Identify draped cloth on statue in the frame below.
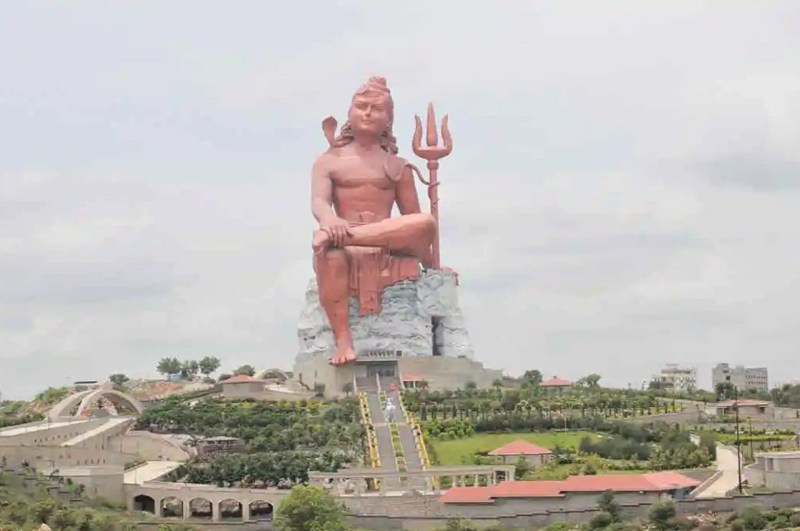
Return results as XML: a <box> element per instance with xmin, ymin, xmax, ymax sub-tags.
<box><xmin>344</xmin><ymin>246</ymin><xmax>420</xmax><ymax>316</ymax></box>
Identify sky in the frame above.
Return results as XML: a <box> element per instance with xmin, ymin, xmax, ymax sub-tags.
<box><xmin>1</xmin><ymin>2</ymin><xmax>799</xmax><ymax>399</ymax></box>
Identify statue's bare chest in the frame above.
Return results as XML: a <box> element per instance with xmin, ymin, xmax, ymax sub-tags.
<box><xmin>330</xmin><ymin>156</ymin><xmax>394</xmax><ymax>190</ymax></box>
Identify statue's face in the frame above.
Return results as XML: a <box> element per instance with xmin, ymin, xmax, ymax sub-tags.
<box><xmin>348</xmin><ymin>92</ymin><xmax>391</xmax><ymax>136</ymax></box>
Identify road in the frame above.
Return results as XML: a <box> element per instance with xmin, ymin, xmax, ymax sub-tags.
<box><xmin>693</xmin><ymin>444</ymin><xmax>742</xmax><ymax>498</ymax></box>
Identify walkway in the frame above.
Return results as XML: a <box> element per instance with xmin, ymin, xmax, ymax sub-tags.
<box><xmin>61</xmin><ymin>417</ymin><xmax>132</xmax><ymax>447</ymax></box>
<box><xmin>124</xmin><ymin>460</ymin><xmax>183</xmax><ymax>485</ymax></box>
<box><xmin>364</xmin><ymin>391</ymin><xmax>401</xmax><ymax>490</ymax></box>
<box><xmin>385</xmin><ymin>387</ymin><xmax>427</xmax><ymax>490</ymax></box>
<box><xmin>693</xmin><ymin>444</ymin><xmax>742</xmax><ymax>498</ymax></box>
<box><xmin>0</xmin><ymin>419</ymin><xmax>89</xmax><ymax>437</ymax></box>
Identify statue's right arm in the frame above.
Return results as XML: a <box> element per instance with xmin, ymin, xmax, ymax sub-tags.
<box><xmin>311</xmin><ymin>154</ymin><xmax>336</xmax><ymax>225</ymax></box>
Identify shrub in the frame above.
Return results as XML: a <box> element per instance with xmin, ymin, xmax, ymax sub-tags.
<box><xmin>738</xmin><ymin>506</ymin><xmax>766</xmax><ymax>530</ymax></box>
<box><xmin>648</xmin><ymin>500</ymin><xmax>676</xmax><ymax>529</ymax></box>
<box><xmin>589</xmin><ymin>511</ymin><xmax>614</xmax><ymax>529</ymax></box>
<box><xmin>790</xmin><ymin>512</ymin><xmax>800</xmax><ymax>527</ymax></box>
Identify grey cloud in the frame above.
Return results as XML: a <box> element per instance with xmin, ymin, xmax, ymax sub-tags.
<box><xmin>2</xmin><ymin>2</ymin><xmax>800</xmax><ymax>397</ymax></box>
<box><xmin>700</xmin><ymin>152</ymin><xmax>800</xmax><ymax>191</ymax></box>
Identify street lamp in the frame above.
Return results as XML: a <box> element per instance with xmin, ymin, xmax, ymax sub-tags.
<box><xmin>733</xmin><ymin>386</ymin><xmax>743</xmax><ymax>494</ymax></box>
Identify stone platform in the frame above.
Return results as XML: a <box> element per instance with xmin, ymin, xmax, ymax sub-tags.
<box><xmin>295</xmin><ymin>269</ymin><xmax>473</xmax><ymax>365</ymax></box>
<box><xmin>293</xmin><ymin>269</ymin><xmax>501</xmax><ymax>396</ymax></box>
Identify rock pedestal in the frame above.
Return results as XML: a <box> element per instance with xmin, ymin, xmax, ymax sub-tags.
<box><xmin>296</xmin><ymin>269</ymin><xmax>473</xmax><ymax>364</ymax></box>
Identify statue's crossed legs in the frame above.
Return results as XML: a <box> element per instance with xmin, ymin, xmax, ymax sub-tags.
<box><xmin>312</xmin><ymin>213</ymin><xmax>436</xmax><ymax>365</ymax></box>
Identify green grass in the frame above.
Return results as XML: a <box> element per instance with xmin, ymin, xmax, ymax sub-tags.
<box><xmin>431</xmin><ymin>430</ymin><xmax>601</xmax><ymax>466</ymax></box>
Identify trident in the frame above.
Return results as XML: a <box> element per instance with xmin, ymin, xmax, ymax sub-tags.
<box><xmin>412</xmin><ymin>103</ymin><xmax>453</xmax><ymax>270</ymax></box>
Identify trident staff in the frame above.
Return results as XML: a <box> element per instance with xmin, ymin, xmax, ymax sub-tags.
<box><xmin>411</xmin><ymin>103</ymin><xmax>453</xmax><ymax>271</ymax></box>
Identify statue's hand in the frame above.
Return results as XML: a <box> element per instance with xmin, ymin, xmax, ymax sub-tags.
<box><xmin>321</xmin><ymin>217</ymin><xmax>351</xmax><ymax>248</ymax></box>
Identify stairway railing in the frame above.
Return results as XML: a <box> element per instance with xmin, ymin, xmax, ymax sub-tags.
<box><xmin>397</xmin><ymin>389</ymin><xmax>435</xmax><ymax>489</ymax></box>
<box><xmin>358</xmin><ymin>392</ymin><xmax>381</xmax><ymax>474</ymax></box>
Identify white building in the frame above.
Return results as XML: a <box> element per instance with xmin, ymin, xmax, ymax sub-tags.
<box><xmin>652</xmin><ymin>364</ymin><xmax>697</xmax><ymax>392</ymax></box>
<box><xmin>712</xmin><ymin>363</ymin><xmax>769</xmax><ymax>393</ymax></box>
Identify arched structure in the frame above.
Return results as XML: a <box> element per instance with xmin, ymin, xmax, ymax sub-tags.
<box><xmin>254</xmin><ymin>368</ymin><xmax>289</xmax><ymax>381</ymax></box>
<box><xmin>249</xmin><ymin>500</ymin><xmax>274</xmax><ymax>520</ymax></box>
<box><xmin>126</xmin><ymin>484</ymin><xmax>287</xmax><ymax>522</ymax></box>
<box><xmin>219</xmin><ymin>498</ymin><xmax>243</xmax><ymax>520</ymax></box>
<box><xmin>132</xmin><ymin>494</ymin><xmax>156</xmax><ymax>514</ymax></box>
<box><xmin>49</xmin><ymin>387</ymin><xmax>144</xmax><ymax>420</ymax></box>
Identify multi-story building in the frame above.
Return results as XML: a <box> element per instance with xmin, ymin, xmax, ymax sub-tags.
<box><xmin>712</xmin><ymin>363</ymin><xmax>769</xmax><ymax>393</ymax></box>
<box><xmin>652</xmin><ymin>364</ymin><xmax>697</xmax><ymax>392</ymax></box>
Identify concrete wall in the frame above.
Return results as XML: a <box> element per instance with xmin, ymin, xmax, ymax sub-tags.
<box><xmin>0</xmin><ymin>444</ymin><xmax>137</xmax><ymax>469</ymax></box>
<box><xmin>498</xmin><ymin>454</ymin><xmax>552</xmax><ymax>468</ymax></box>
<box><xmin>61</xmin><ymin>418</ymin><xmax>136</xmax><ymax>451</ymax></box>
<box><xmin>0</xmin><ymin>418</ymin><xmax>107</xmax><ymax>446</ymax></box>
<box><xmin>629</xmin><ymin>410</ymin><xmax>707</xmax><ymax>425</ymax></box>
<box><xmin>747</xmin><ymin>453</ymin><xmax>800</xmax><ymax>490</ymax></box>
<box><xmin>109</xmin><ymin>431</ymin><xmax>189</xmax><ymax>461</ymax></box>
<box><xmin>222</xmin><ymin>382</ymin><xmax>265</xmax><ymax>399</ymax></box>
<box><xmin>398</xmin><ymin>357</ymin><xmax>502</xmax><ymax>391</ymax></box>
<box><xmin>56</xmin><ymin>465</ymin><xmax>126</xmax><ymax>502</ymax></box>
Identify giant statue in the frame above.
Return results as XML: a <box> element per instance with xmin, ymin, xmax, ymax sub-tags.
<box><xmin>309</xmin><ymin>76</ymin><xmax>452</xmax><ymax>365</ymax></box>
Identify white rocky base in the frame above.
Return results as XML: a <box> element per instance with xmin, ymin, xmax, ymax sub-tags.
<box><xmin>296</xmin><ymin>269</ymin><xmax>474</xmax><ymax>364</ymax></box>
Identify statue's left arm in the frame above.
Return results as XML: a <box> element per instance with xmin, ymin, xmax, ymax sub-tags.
<box><xmin>394</xmin><ymin>160</ymin><xmax>423</xmax><ymax>215</ymax></box>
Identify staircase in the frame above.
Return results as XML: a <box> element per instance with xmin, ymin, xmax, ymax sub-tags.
<box><xmin>361</xmin><ymin>386</ymin><xmax>401</xmax><ymax>490</ymax></box>
<box><xmin>355</xmin><ymin>375</ymin><xmax>432</xmax><ymax>492</ymax></box>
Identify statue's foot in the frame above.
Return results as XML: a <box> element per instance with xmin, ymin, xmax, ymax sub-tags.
<box><xmin>312</xmin><ymin>229</ymin><xmax>331</xmax><ymax>255</ymax></box>
<box><xmin>330</xmin><ymin>344</ymin><xmax>357</xmax><ymax>365</ymax></box>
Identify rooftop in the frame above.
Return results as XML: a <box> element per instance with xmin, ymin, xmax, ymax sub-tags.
<box><xmin>222</xmin><ymin>374</ymin><xmax>258</xmax><ymax>384</ymax></box>
<box><xmin>716</xmin><ymin>399</ymin><xmax>770</xmax><ymax>408</ymax></box>
<box><xmin>488</xmin><ymin>439</ymin><xmax>553</xmax><ymax>457</ymax></box>
<box><xmin>439</xmin><ymin>472</ymin><xmax>700</xmax><ymax>504</ymax></box>
<box><xmin>540</xmin><ymin>376</ymin><xmax>572</xmax><ymax>387</ymax></box>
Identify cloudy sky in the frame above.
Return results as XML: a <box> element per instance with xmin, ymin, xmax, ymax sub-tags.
<box><xmin>1</xmin><ymin>2</ymin><xmax>799</xmax><ymax>399</ymax></box>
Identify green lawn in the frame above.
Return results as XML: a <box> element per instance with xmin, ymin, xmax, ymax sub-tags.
<box><xmin>430</xmin><ymin>430</ymin><xmax>601</xmax><ymax>466</ymax></box>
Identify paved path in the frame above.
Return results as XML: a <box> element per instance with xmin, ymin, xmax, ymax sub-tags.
<box><xmin>364</xmin><ymin>392</ymin><xmax>401</xmax><ymax>490</ymax></box>
<box><xmin>124</xmin><ymin>460</ymin><xmax>182</xmax><ymax>485</ymax></box>
<box><xmin>0</xmin><ymin>419</ymin><xmax>89</xmax><ymax>437</ymax></box>
<box><xmin>693</xmin><ymin>444</ymin><xmax>742</xmax><ymax>498</ymax></box>
<box><xmin>61</xmin><ymin>417</ymin><xmax>131</xmax><ymax>447</ymax></box>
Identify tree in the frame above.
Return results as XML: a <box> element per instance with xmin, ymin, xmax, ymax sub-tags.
<box><xmin>108</xmin><ymin>374</ymin><xmax>129</xmax><ymax>386</ymax></box>
<box><xmin>157</xmin><ymin>357</ymin><xmax>182</xmax><ymax>376</ymax></box>
<box><xmin>341</xmin><ymin>382</ymin><xmax>353</xmax><ymax>396</ymax></box>
<box><xmin>233</xmin><ymin>364</ymin><xmax>256</xmax><ymax>377</ymax></box>
<box><xmin>513</xmin><ymin>456</ymin><xmax>531</xmax><ymax>480</ymax></box>
<box><xmin>199</xmin><ymin>356</ymin><xmax>221</xmax><ymax>376</ymax></box>
<box><xmin>585</xmin><ymin>373</ymin><xmax>602</xmax><ymax>388</ymax></box>
<box><xmin>597</xmin><ymin>490</ymin><xmax>621</xmax><ymax>522</ymax></box>
<box><xmin>522</xmin><ymin>370</ymin><xmax>543</xmax><ymax>386</ymax></box>
<box><xmin>715</xmin><ymin>382</ymin><xmax>736</xmax><ymax>400</ymax></box>
<box><xmin>181</xmin><ymin>360</ymin><xmax>200</xmax><ymax>380</ymax></box>
<box><xmin>273</xmin><ymin>485</ymin><xmax>351</xmax><ymax>531</ymax></box>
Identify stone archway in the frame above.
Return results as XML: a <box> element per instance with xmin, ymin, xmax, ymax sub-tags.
<box><xmin>49</xmin><ymin>387</ymin><xmax>144</xmax><ymax>420</ymax></box>
<box><xmin>74</xmin><ymin>389</ymin><xmax>144</xmax><ymax>418</ymax></box>
<box><xmin>188</xmin><ymin>497</ymin><xmax>213</xmax><ymax>519</ymax></box>
<box><xmin>250</xmin><ymin>500</ymin><xmax>274</xmax><ymax>520</ymax></box>
<box><xmin>219</xmin><ymin>498</ymin><xmax>243</xmax><ymax>520</ymax></box>
<box><xmin>160</xmin><ymin>496</ymin><xmax>184</xmax><ymax>518</ymax></box>
<box><xmin>133</xmin><ymin>494</ymin><xmax>156</xmax><ymax>514</ymax></box>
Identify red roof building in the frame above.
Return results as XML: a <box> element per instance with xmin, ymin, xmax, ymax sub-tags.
<box><xmin>439</xmin><ymin>472</ymin><xmax>700</xmax><ymax>505</ymax></box>
<box><xmin>221</xmin><ymin>374</ymin><xmax>265</xmax><ymax>400</ymax></box>
<box><xmin>540</xmin><ymin>376</ymin><xmax>572</xmax><ymax>388</ymax></box>
<box><xmin>489</xmin><ymin>440</ymin><xmax>553</xmax><ymax>457</ymax></box>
